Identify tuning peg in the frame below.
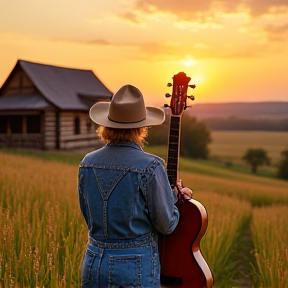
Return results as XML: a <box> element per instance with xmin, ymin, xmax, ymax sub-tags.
<box><xmin>167</xmin><ymin>83</ymin><xmax>173</xmax><ymax>87</ymax></box>
<box><xmin>165</xmin><ymin>93</ymin><xmax>171</xmax><ymax>98</ymax></box>
<box><xmin>187</xmin><ymin>95</ymin><xmax>195</xmax><ymax>101</ymax></box>
<box><xmin>189</xmin><ymin>84</ymin><xmax>196</xmax><ymax>89</ymax></box>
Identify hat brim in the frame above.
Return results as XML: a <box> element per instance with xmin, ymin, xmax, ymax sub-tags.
<box><xmin>89</xmin><ymin>102</ymin><xmax>165</xmax><ymax>129</ymax></box>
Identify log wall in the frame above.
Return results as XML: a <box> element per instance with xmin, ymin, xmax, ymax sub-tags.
<box><xmin>58</xmin><ymin>111</ymin><xmax>100</xmax><ymax>150</ymax></box>
<box><xmin>2</xmin><ymin>69</ymin><xmax>38</xmax><ymax>95</ymax></box>
<box><xmin>43</xmin><ymin>110</ymin><xmax>57</xmax><ymax>150</ymax></box>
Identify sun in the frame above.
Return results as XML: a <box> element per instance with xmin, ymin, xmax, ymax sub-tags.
<box><xmin>179</xmin><ymin>55</ymin><xmax>197</xmax><ymax>67</ymax></box>
<box><xmin>179</xmin><ymin>58</ymin><xmax>197</xmax><ymax>67</ymax></box>
<box><xmin>173</xmin><ymin>55</ymin><xmax>204</xmax><ymax>87</ymax></box>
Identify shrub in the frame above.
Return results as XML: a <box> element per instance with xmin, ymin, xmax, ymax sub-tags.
<box><xmin>242</xmin><ymin>148</ymin><xmax>270</xmax><ymax>174</ymax></box>
<box><xmin>277</xmin><ymin>149</ymin><xmax>288</xmax><ymax>180</ymax></box>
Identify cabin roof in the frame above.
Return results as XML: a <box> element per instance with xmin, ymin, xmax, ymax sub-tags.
<box><xmin>0</xmin><ymin>94</ymin><xmax>52</xmax><ymax>110</ymax></box>
<box><xmin>0</xmin><ymin>60</ymin><xmax>113</xmax><ymax>111</ymax></box>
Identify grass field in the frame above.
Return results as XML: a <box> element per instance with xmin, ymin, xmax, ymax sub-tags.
<box><xmin>145</xmin><ymin>131</ymin><xmax>288</xmax><ymax>178</ymax></box>
<box><xmin>1</xmin><ymin>131</ymin><xmax>288</xmax><ymax>287</ymax></box>
<box><xmin>1</xmin><ymin>144</ymin><xmax>288</xmax><ymax>288</ymax></box>
<box><xmin>209</xmin><ymin>131</ymin><xmax>288</xmax><ymax>165</ymax></box>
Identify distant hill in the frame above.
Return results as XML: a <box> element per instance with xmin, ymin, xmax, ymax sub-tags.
<box><xmin>184</xmin><ymin>102</ymin><xmax>288</xmax><ymax>131</ymax></box>
<box><xmin>188</xmin><ymin>101</ymin><xmax>288</xmax><ymax>119</ymax></box>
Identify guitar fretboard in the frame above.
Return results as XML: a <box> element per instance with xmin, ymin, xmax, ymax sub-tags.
<box><xmin>167</xmin><ymin>116</ymin><xmax>181</xmax><ymax>186</ymax></box>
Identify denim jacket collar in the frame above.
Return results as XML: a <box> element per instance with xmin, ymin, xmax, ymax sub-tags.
<box><xmin>107</xmin><ymin>141</ymin><xmax>143</xmax><ymax>151</ymax></box>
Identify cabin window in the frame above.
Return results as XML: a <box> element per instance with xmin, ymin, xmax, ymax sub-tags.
<box><xmin>74</xmin><ymin>116</ymin><xmax>80</xmax><ymax>134</ymax></box>
<box><xmin>10</xmin><ymin>116</ymin><xmax>23</xmax><ymax>133</ymax></box>
<box><xmin>0</xmin><ymin>116</ymin><xmax>8</xmax><ymax>133</ymax></box>
<box><xmin>27</xmin><ymin>115</ymin><xmax>41</xmax><ymax>133</ymax></box>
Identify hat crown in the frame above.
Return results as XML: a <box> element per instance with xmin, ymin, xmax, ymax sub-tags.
<box><xmin>108</xmin><ymin>85</ymin><xmax>146</xmax><ymax>124</ymax></box>
<box><xmin>89</xmin><ymin>84</ymin><xmax>165</xmax><ymax>129</ymax></box>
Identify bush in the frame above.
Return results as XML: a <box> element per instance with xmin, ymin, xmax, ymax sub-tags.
<box><xmin>242</xmin><ymin>148</ymin><xmax>270</xmax><ymax>174</ymax></box>
<box><xmin>180</xmin><ymin>114</ymin><xmax>211</xmax><ymax>159</ymax></box>
<box><xmin>147</xmin><ymin>111</ymin><xmax>211</xmax><ymax>159</ymax></box>
<box><xmin>146</xmin><ymin>119</ymin><xmax>169</xmax><ymax>146</ymax></box>
<box><xmin>277</xmin><ymin>149</ymin><xmax>288</xmax><ymax>180</ymax></box>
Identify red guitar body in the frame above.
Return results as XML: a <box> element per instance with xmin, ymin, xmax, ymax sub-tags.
<box><xmin>159</xmin><ymin>72</ymin><xmax>213</xmax><ymax>288</ymax></box>
<box><xmin>159</xmin><ymin>198</ymin><xmax>213</xmax><ymax>288</ymax></box>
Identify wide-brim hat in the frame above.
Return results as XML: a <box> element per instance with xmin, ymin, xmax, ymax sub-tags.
<box><xmin>89</xmin><ymin>84</ymin><xmax>165</xmax><ymax>129</ymax></box>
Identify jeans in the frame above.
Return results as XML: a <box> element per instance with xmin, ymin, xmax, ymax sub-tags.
<box><xmin>81</xmin><ymin>235</ymin><xmax>161</xmax><ymax>288</ymax></box>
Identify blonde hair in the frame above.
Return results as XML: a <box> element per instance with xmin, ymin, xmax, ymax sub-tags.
<box><xmin>96</xmin><ymin>126</ymin><xmax>148</xmax><ymax>147</ymax></box>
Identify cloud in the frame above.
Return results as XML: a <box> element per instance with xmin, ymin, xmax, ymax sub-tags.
<box><xmin>131</xmin><ymin>0</ymin><xmax>288</xmax><ymax>19</ymax></box>
<box><xmin>115</xmin><ymin>0</ymin><xmax>288</xmax><ymax>29</ymax></box>
<box><xmin>265</xmin><ymin>23</ymin><xmax>288</xmax><ymax>41</ymax></box>
<box><xmin>112</xmin><ymin>0</ymin><xmax>288</xmax><ymax>55</ymax></box>
<box><xmin>85</xmin><ymin>39</ymin><xmax>111</xmax><ymax>45</ymax></box>
<box><xmin>116</xmin><ymin>11</ymin><xmax>142</xmax><ymax>24</ymax></box>
<box><xmin>246</xmin><ymin>0</ymin><xmax>288</xmax><ymax>17</ymax></box>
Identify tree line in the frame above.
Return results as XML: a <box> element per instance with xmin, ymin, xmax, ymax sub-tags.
<box><xmin>204</xmin><ymin>117</ymin><xmax>288</xmax><ymax>131</ymax></box>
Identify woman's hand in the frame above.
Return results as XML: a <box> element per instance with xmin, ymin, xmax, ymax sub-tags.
<box><xmin>173</xmin><ymin>180</ymin><xmax>193</xmax><ymax>199</ymax></box>
<box><xmin>180</xmin><ymin>187</ymin><xmax>193</xmax><ymax>199</ymax></box>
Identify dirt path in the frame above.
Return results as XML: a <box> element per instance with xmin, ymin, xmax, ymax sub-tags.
<box><xmin>232</xmin><ymin>216</ymin><xmax>255</xmax><ymax>288</ymax></box>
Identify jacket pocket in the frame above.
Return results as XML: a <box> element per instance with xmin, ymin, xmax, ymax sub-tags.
<box><xmin>108</xmin><ymin>255</ymin><xmax>142</xmax><ymax>288</ymax></box>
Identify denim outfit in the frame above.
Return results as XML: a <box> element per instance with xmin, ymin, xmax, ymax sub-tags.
<box><xmin>78</xmin><ymin>142</ymin><xmax>180</xmax><ymax>288</ymax></box>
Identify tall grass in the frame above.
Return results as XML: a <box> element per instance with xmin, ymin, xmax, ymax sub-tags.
<box><xmin>252</xmin><ymin>205</ymin><xmax>288</xmax><ymax>288</ymax></box>
<box><xmin>180</xmin><ymin>169</ymin><xmax>288</xmax><ymax>287</ymax></box>
<box><xmin>1</xmin><ymin>149</ymin><xmax>288</xmax><ymax>287</ymax></box>
<box><xmin>197</xmin><ymin>193</ymin><xmax>252</xmax><ymax>288</ymax></box>
<box><xmin>180</xmin><ymin>170</ymin><xmax>288</xmax><ymax>207</ymax></box>
<box><xmin>0</xmin><ymin>152</ymin><xmax>86</xmax><ymax>287</ymax></box>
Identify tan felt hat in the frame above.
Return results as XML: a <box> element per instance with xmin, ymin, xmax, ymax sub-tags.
<box><xmin>89</xmin><ymin>84</ymin><xmax>165</xmax><ymax>129</ymax></box>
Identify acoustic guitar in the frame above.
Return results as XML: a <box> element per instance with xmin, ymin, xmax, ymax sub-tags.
<box><xmin>159</xmin><ymin>72</ymin><xmax>213</xmax><ymax>288</ymax></box>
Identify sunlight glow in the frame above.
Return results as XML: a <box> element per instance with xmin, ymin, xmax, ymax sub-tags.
<box><xmin>179</xmin><ymin>55</ymin><xmax>197</xmax><ymax>67</ymax></box>
<box><xmin>191</xmin><ymin>76</ymin><xmax>204</xmax><ymax>85</ymax></box>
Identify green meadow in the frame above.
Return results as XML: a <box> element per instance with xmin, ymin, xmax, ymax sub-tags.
<box><xmin>209</xmin><ymin>131</ymin><xmax>288</xmax><ymax>164</ymax></box>
<box><xmin>0</xmin><ymin>131</ymin><xmax>288</xmax><ymax>288</ymax></box>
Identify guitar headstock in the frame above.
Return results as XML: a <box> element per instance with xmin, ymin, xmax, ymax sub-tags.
<box><xmin>165</xmin><ymin>72</ymin><xmax>196</xmax><ymax>116</ymax></box>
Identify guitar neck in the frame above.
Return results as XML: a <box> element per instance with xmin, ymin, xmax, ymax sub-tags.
<box><xmin>167</xmin><ymin>115</ymin><xmax>181</xmax><ymax>186</ymax></box>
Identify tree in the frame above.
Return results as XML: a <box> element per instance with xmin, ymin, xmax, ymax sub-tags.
<box><xmin>146</xmin><ymin>118</ymin><xmax>169</xmax><ymax>146</ymax></box>
<box><xmin>242</xmin><ymin>148</ymin><xmax>270</xmax><ymax>174</ymax></box>
<box><xmin>180</xmin><ymin>114</ymin><xmax>211</xmax><ymax>159</ymax></box>
<box><xmin>277</xmin><ymin>149</ymin><xmax>288</xmax><ymax>180</ymax></box>
<box><xmin>146</xmin><ymin>112</ymin><xmax>211</xmax><ymax>159</ymax></box>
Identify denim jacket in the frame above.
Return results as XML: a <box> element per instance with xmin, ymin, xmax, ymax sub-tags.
<box><xmin>78</xmin><ymin>141</ymin><xmax>180</xmax><ymax>241</ymax></box>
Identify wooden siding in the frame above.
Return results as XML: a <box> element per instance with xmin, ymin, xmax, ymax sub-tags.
<box><xmin>43</xmin><ymin>110</ymin><xmax>57</xmax><ymax>150</ymax></box>
<box><xmin>2</xmin><ymin>68</ymin><xmax>38</xmax><ymax>96</ymax></box>
<box><xmin>58</xmin><ymin>112</ymin><xmax>101</xmax><ymax>150</ymax></box>
<box><xmin>0</xmin><ymin>110</ymin><xmax>101</xmax><ymax>150</ymax></box>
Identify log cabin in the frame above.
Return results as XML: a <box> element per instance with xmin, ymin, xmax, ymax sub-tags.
<box><xmin>0</xmin><ymin>59</ymin><xmax>113</xmax><ymax>150</ymax></box>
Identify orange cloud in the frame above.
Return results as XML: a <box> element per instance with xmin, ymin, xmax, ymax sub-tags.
<box><xmin>132</xmin><ymin>0</ymin><xmax>288</xmax><ymax>18</ymax></box>
<box><xmin>246</xmin><ymin>0</ymin><xmax>288</xmax><ymax>17</ymax></box>
<box><xmin>265</xmin><ymin>23</ymin><xmax>288</xmax><ymax>41</ymax></box>
<box><xmin>86</xmin><ymin>39</ymin><xmax>111</xmax><ymax>45</ymax></box>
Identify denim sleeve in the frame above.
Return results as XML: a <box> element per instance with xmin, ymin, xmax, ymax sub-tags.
<box><xmin>147</xmin><ymin>164</ymin><xmax>180</xmax><ymax>235</ymax></box>
<box><xmin>78</xmin><ymin>168</ymin><xmax>89</xmax><ymax>226</ymax></box>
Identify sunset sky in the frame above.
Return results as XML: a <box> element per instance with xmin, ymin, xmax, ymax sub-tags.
<box><xmin>0</xmin><ymin>0</ymin><xmax>287</xmax><ymax>106</ymax></box>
